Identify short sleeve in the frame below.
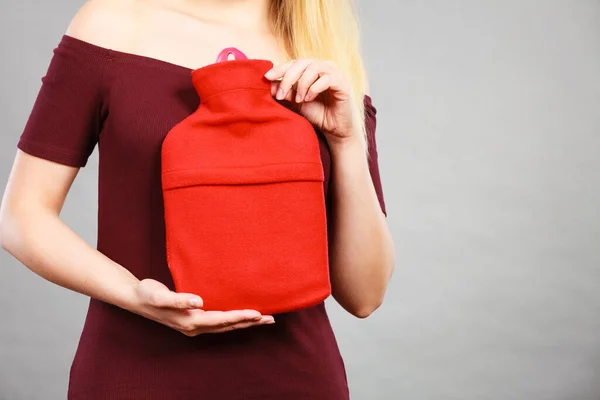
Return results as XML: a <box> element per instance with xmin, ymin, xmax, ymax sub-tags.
<box><xmin>17</xmin><ymin>35</ymin><xmax>109</xmax><ymax>168</ymax></box>
<box><xmin>364</xmin><ymin>95</ymin><xmax>387</xmax><ymax>216</ymax></box>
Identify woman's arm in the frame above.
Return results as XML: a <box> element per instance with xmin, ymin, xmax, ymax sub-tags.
<box><xmin>264</xmin><ymin>61</ymin><xmax>396</xmax><ymax>318</ymax></box>
<box><xmin>328</xmin><ymin>136</ymin><xmax>395</xmax><ymax>318</ymax></box>
<box><xmin>0</xmin><ymin>151</ymin><xmax>273</xmax><ymax>334</ymax></box>
<box><xmin>0</xmin><ymin>0</ymin><xmax>274</xmax><ymax>334</ymax></box>
<box><xmin>0</xmin><ymin>151</ymin><xmax>142</xmax><ymax>309</ymax></box>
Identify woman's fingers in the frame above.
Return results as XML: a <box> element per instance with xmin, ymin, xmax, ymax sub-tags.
<box><xmin>152</xmin><ymin>289</ymin><xmax>203</xmax><ymax>310</ymax></box>
<box><xmin>264</xmin><ymin>59</ymin><xmax>294</xmax><ymax>80</ymax></box>
<box><xmin>295</xmin><ymin>62</ymin><xmax>326</xmax><ymax>102</ymax></box>
<box><xmin>265</xmin><ymin>59</ymin><xmax>347</xmax><ymax>105</ymax></box>
<box><xmin>137</xmin><ymin>279</ymin><xmax>203</xmax><ymax>310</ymax></box>
<box><xmin>207</xmin><ymin>316</ymin><xmax>276</xmax><ymax>334</ymax></box>
<box><xmin>198</xmin><ymin>309</ymin><xmax>263</xmax><ymax>326</ymax></box>
<box><xmin>304</xmin><ymin>74</ymin><xmax>333</xmax><ymax>102</ymax></box>
<box><xmin>175</xmin><ymin>310</ymin><xmax>274</xmax><ymax>336</ymax></box>
<box><xmin>276</xmin><ymin>60</ymin><xmax>310</xmax><ymax>100</ymax></box>
<box><xmin>135</xmin><ymin>279</ymin><xmax>276</xmax><ymax>336</ymax></box>
<box><xmin>270</xmin><ymin>81</ymin><xmax>298</xmax><ymax>105</ymax></box>
<box><xmin>265</xmin><ymin>59</ymin><xmax>312</xmax><ymax>101</ymax></box>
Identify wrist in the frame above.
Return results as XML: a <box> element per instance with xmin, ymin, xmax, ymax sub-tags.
<box><xmin>111</xmin><ymin>275</ymin><xmax>142</xmax><ymax>313</ymax></box>
<box><xmin>328</xmin><ymin>132</ymin><xmax>367</xmax><ymax>158</ymax></box>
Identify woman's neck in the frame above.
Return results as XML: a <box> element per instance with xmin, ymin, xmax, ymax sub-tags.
<box><xmin>180</xmin><ymin>0</ymin><xmax>272</xmax><ymax>32</ymax></box>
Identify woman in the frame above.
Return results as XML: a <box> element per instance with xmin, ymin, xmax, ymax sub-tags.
<box><xmin>0</xmin><ymin>0</ymin><xmax>395</xmax><ymax>398</ymax></box>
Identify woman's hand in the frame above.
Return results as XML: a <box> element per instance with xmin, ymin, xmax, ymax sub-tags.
<box><xmin>264</xmin><ymin>59</ymin><xmax>359</xmax><ymax>146</ymax></box>
<box><xmin>130</xmin><ymin>279</ymin><xmax>275</xmax><ymax>336</ymax></box>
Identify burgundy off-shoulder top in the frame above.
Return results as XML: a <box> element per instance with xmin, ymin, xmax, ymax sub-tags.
<box><xmin>17</xmin><ymin>34</ymin><xmax>387</xmax><ymax>400</ymax></box>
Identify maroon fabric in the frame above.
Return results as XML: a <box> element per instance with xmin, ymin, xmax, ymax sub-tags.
<box><xmin>17</xmin><ymin>34</ymin><xmax>387</xmax><ymax>400</ymax></box>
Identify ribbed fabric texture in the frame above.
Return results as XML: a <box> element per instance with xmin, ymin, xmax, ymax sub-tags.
<box><xmin>17</xmin><ymin>34</ymin><xmax>387</xmax><ymax>400</ymax></box>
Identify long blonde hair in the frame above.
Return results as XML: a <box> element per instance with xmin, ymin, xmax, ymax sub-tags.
<box><xmin>269</xmin><ymin>0</ymin><xmax>369</xmax><ymax>153</ymax></box>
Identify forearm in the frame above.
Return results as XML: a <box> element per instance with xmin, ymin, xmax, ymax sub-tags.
<box><xmin>328</xmin><ymin>137</ymin><xmax>395</xmax><ymax>317</ymax></box>
<box><xmin>0</xmin><ymin>209</ymin><xmax>139</xmax><ymax>312</ymax></box>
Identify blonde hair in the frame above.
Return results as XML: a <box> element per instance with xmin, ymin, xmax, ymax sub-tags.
<box><xmin>269</xmin><ymin>0</ymin><xmax>369</xmax><ymax>154</ymax></box>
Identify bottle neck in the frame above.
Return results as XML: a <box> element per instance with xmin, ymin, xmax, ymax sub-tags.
<box><xmin>191</xmin><ymin>59</ymin><xmax>274</xmax><ymax>100</ymax></box>
<box><xmin>194</xmin><ymin>88</ymin><xmax>280</xmax><ymax>126</ymax></box>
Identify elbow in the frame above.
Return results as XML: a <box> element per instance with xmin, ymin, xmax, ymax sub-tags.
<box><xmin>351</xmin><ymin>307</ymin><xmax>377</xmax><ymax>319</ymax></box>
<box><xmin>348</xmin><ymin>268</ymin><xmax>394</xmax><ymax>319</ymax></box>
<box><xmin>348</xmin><ymin>296</ymin><xmax>385</xmax><ymax>319</ymax></box>
<box><xmin>0</xmin><ymin>208</ymin><xmax>7</xmax><ymax>251</ymax></box>
<box><xmin>337</xmin><ymin>249</ymin><xmax>396</xmax><ymax>319</ymax></box>
<box><xmin>0</xmin><ymin>205</ymin><xmax>21</xmax><ymax>253</ymax></box>
<box><xmin>0</xmin><ymin>211</ymin><xmax>12</xmax><ymax>252</ymax></box>
<box><xmin>335</xmin><ymin>289</ymin><xmax>385</xmax><ymax>319</ymax></box>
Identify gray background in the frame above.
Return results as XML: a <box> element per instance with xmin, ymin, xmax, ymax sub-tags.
<box><xmin>1</xmin><ymin>0</ymin><xmax>599</xmax><ymax>399</ymax></box>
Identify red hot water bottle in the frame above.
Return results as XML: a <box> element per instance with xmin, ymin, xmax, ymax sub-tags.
<box><xmin>161</xmin><ymin>48</ymin><xmax>331</xmax><ymax>315</ymax></box>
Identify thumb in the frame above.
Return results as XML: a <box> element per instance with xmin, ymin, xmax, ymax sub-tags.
<box><xmin>166</xmin><ymin>291</ymin><xmax>204</xmax><ymax>309</ymax></box>
<box><xmin>143</xmin><ymin>282</ymin><xmax>203</xmax><ymax>309</ymax></box>
<box><xmin>270</xmin><ymin>81</ymin><xmax>278</xmax><ymax>97</ymax></box>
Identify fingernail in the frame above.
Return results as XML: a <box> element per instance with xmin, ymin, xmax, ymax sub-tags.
<box><xmin>264</xmin><ymin>69</ymin><xmax>274</xmax><ymax>78</ymax></box>
<box><xmin>276</xmin><ymin>88</ymin><xmax>284</xmax><ymax>100</ymax></box>
<box><xmin>295</xmin><ymin>93</ymin><xmax>302</xmax><ymax>103</ymax></box>
<box><xmin>304</xmin><ymin>93</ymin><xmax>312</xmax><ymax>102</ymax></box>
<box><xmin>189</xmin><ymin>298</ymin><xmax>201</xmax><ymax>307</ymax></box>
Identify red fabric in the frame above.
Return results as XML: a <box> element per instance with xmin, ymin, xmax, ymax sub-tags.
<box><xmin>161</xmin><ymin>58</ymin><xmax>331</xmax><ymax>314</ymax></box>
<box><xmin>16</xmin><ymin>34</ymin><xmax>387</xmax><ymax>399</ymax></box>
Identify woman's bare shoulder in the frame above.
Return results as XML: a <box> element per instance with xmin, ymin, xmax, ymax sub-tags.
<box><xmin>65</xmin><ymin>0</ymin><xmax>143</xmax><ymax>49</ymax></box>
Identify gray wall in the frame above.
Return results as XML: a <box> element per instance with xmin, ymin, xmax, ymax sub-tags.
<box><xmin>1</xmin><ymin>1</ymin><xmax>599</xmax><ymax>399</ymax></box>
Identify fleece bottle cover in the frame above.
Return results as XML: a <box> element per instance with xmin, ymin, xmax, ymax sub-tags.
<box><xmin>161</xmin><ymin>47</ymin><xmax>331</xmax><ymax>315</ymax></box>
